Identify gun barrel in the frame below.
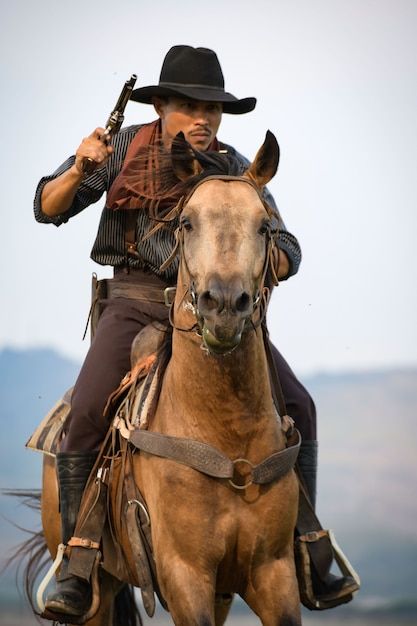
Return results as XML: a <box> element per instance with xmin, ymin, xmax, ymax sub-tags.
<box><xmin>82</xmin><ymin>74</ymin><xmax>137</xmax><ymax>176</ymax></box>
<box><xmin>112</xmin><ymin>74</ymin><xmax>137</xmax><ymax>114</ymax></box>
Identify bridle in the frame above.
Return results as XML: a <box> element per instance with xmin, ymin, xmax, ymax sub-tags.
<box><xmin>159</xmin><ymin>174</ymin><xmax>280</xmax><ymax>341</ymax></box>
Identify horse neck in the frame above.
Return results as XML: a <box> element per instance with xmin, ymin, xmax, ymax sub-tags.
<box><xmin>161</xmin><ymin>317</ymin><xmax>278</xmax><ymax>448</ymax></box>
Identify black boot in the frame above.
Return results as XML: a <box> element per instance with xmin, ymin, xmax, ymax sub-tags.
<box><xmin>45</xmin><ymin>451</ymin><xmax>96</xmax><ymax>617</ymax></box>
<box><xmin>297</xmin><ymin>440</ymin><xmax>358</xmax><ymax>604</ymax></box>
<box><xmin>297</xmin><ymin>439</ymin><xmax>318</xmax><ymax>509</ymax></box>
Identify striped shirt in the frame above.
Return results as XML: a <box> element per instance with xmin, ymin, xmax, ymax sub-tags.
<box><xmin>34</xmin><ymin>125</ymin><xmax>302</xmax><ymax>281</ymax></box>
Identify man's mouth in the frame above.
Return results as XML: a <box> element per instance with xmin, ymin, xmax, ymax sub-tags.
<box><xmin>190</xmin><ymin>129</ymin><xmax>211</xmax><ymax>139</ymax></box>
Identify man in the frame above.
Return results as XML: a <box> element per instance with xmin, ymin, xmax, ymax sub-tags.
<box><xmin>34</xmin><ymin>46</ymin><xmax>348</xmax><ymax>618</ymax></box>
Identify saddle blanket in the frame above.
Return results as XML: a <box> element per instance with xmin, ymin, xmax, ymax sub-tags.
<box><xmin>25</xmin><ymin>357</ymin><xmax>163</xmax><ymax>457</ymax></box>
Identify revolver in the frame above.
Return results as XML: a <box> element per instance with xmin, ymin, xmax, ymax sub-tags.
<box><xmin>82</xmin><ymin>74</ymin><xmax>137</xmax><ymax>176</ymax></box>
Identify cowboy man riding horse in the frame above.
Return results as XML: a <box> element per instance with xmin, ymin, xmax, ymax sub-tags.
<box><xmin>34</xmin><ymin>45</ymin><xmax>357</xmax><ymax>618</ymax></box>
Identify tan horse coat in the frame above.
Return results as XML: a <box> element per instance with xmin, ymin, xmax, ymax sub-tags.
<box><xmin>41</xmin><ymin>132</ymin><xmax>302</xmax><ymax>626</ymax></box>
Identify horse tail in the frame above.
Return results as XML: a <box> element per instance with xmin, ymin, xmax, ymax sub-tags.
<box><xmin>2</xmin><ymin>489</ymin><xmax>48</xmax><ymax>614</ymax></box>
<box><xmin>3</xmin><ymin>489</ymin><xmax>143</xmax><ymax>626</ymax></box>
<box><xmin>113</xmin><ymin>584</ymin><xmax>143</xmax><ymax>626</ymax></box>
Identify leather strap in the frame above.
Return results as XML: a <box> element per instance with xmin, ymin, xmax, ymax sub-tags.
<box><xmin>262</xmin><ymin>324</ymin><xmax>287</xmax><ymax>418</ymax></box>
<box><xmin>67</xmin><ymin>429</ymin><xmax>114</xmax><ymax>582</ymax></box>
<box><xmin>295</xmin><ymin>477</ymin><xmax>334</xmax><ymax>580</ymax></box>
<box><xmin>129</xmin><ymin>428</ymin><xmax>300</xmax><ymax>487</ymax></box>
<box><xmin>125</xmin><ymin>209</ymin><xmax>140</xmax><ymax>262</ymax></box>
<box><xmin>123</xmin><ymin>450</ymin><xmax>156</xmax><ymax>616</ymax></box>
<box><xmin>68</xmin><ymin>474</ymin><xmax>108</xmax><ymax>581</ymax></box>
<box><xmin>106</xmin><ymin>279</ymin><xmax>166</xmax><ymax>303</ymax></box>
<box><xmin>68</xmin><ymin>537</ymin><xmax>100</xmax><ymax>550</ymax></box>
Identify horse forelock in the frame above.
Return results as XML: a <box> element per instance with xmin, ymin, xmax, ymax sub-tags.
<box><xmin>140</xmin><ymin>143</ymin><xmax>278</xmax><ymax>265</ymax></box>
<box><xmin>130</xmin><ymin>142</ymin><xmax>243</xmax><ymax>206</ymax></box>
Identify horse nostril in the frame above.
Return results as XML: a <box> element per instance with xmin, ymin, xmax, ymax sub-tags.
<box><xmin>199</xmin><ymin>290</ymin><xmax>221</xmax><ymax>313</ymax></box>
<box><xmin>235</xmin><ymin>292</ymin><xmax>251</xmax><ymax>313</ymax></box>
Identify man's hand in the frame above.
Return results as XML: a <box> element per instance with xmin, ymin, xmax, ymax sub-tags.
<box><xmin>270</xmin><ymin>245</ymin><xmax>290</xmax><ymax>280</ymax></box>
<box><xmin>277</xmin><ymin>249</ymin><xmax>290</xmax><ymax>279</ymax></box>
<box><xmin>73</xmin><ymin>128</ymin><xmax>114</xmax><ymax>176</ymax></box>
<box><xmin>41</xmin><ymin>128</ymin><xmax>113</xmax><ymax>218</ymax></box>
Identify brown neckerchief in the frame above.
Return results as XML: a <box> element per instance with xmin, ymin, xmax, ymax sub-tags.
<box><xmin>106</xmin><ymin>118</ymin><xmax>220</xmax><ymax>212</ymax></box>
<box><xmin>106</xmin><ymin>119</ymin><xmax>220</xmax><ymax>264</ymax></box>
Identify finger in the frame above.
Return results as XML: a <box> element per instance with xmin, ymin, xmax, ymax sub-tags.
<box><xmin>79</xmin><ymin>135</ymin><xmax>110</xmax><ymax>158</ymax></box>
<box><xmin>90</xmin><ymin>127</ymin><xmax>106</xmax><ymax>140</ymax></box>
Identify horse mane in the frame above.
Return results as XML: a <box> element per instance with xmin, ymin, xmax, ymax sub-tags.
<box><xmin>124</xmin><ymin>139</ymin><xmax>247</xmax><ymax>227</ymax></box>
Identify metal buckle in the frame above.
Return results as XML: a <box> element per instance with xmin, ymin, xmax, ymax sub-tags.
<box><xmin>228</xmin><ymin>458</ymin><xmax>254</xmax><ymax>490</ymax></box>
<box><xmin>303</xmin><ymin>531</ymin><xmax>322</xmax><ymax>542</ymax></box>
<box><xmin>96</xmin><ymin>467</ymin><xmax>109</xmax><ymax>484</ymax></box>
<box><xmin>164</xmin><ymin>286</ymin><xmax>176</xmax><ymax>307</ymax></box>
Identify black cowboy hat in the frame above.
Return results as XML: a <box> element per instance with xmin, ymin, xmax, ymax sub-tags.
<box><xmin>131</xmin><ymin>45</ymin><xmax>256</xmax><ymax>115</ymax></box>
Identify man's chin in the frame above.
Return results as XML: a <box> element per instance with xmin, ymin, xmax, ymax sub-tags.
<box><xmin>187</xmin><ymin>136</ymin><xmax>212</xmax><ymax>151</ymax></box>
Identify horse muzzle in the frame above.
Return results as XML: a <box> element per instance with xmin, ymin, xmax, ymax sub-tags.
<box><xmin>201</xmin><ymin>321</ymin><xmax>244</xmax><ymax>355</ymax></box>
<box><xmin>195</xmin><ymin>281</ymin><xmax>254</xmax><ymax>355</ymax></box>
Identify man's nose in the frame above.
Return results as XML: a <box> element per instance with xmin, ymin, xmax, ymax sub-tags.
<box><xmin>194</xmin><ymin>108</ymin><xmax>209</xmax><ymax>123</ymax></box>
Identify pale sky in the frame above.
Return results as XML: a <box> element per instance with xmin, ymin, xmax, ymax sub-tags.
<box><xmin>1</xmin><ymin>0</ymin><xmax>416</xmax><ymax>376</ymax></box>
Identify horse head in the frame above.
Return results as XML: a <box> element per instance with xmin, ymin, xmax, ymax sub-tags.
<box><xmin>171</xmin><ymin>131</ymin><xmax>280</xmax><ymax>355</ymax></box>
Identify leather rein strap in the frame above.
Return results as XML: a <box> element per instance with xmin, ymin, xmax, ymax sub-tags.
<box><xmin>128</xmin><ymin>428</ymin><xmax>300</xmax><ymax>489</ymax></box>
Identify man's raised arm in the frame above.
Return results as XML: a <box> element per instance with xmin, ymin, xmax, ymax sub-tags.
<box><xmin>41</xmin><ymin>128</ymin><xmax>113</xmax><ymax>217</ymax></box>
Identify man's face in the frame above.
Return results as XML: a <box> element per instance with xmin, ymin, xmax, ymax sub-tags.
<box><xmin>154</xmin><ymin>96</ymin><xmax>222</xmax><ymax>151</ymax></box>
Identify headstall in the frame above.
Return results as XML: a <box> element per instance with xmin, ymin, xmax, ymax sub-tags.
<box><xmin>155</xmin><ymin>175</ymin><xmax>280</xmax><ymax>340</ymax></box>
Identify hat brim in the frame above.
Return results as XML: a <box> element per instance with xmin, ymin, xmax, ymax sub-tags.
<box><xmin>130</xmin><ymin>85</ymin><xmax>256</xmax><ymax>115</ymax></box>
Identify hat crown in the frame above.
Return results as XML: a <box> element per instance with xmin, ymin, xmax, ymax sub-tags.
<box><xmin>159</xmin><ymin>45</ymin><xmax>225</xmax><ymax>90</ymax></box>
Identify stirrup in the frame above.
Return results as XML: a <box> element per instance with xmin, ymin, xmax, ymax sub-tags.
<box><xmin>295</xmin><ymin>529</ymin><xmax>360</xmax><ymax>610</ymax></box>
<box><xmin>36</xmin><ymin>545</ymin><xmax>102</xmax><ymax>624</ymax></box>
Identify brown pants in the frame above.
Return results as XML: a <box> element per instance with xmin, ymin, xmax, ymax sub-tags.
<box><xmin>61</xmin><ymin>274</ymin><xmax>316</xmax><ymax>452</ymax></box>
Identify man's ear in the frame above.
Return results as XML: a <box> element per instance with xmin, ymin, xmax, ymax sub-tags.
<box><xmin>152</xmin><ymin>96</ymin><xmax>167</xmax><ymax>119</ymax></box>
<box><xmin>245</xmin><ymin>130</ymin><xmax>280</xmax><ymax>188</ymax></box>
<box><xmin>171</xmin><ymin>132</ymin><xmax>200</xmax><ymax>181</ymax></box>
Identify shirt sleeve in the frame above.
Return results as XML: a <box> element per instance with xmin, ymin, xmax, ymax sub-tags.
<box><xmin>33</xmin><ymin>157</ymin><xmax>108</xmax><ymax>227</ymax></box>
<box><xmin>220</xmin><ymin>143</ymin><xmax>302</xmax><ymax>279</ymax></box>
<box><xmin>33</xmin><ymin>125</ymin><xmax>141</xmax><ymax>227</ymax></box>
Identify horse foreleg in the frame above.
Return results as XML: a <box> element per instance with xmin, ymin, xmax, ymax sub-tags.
<box><xmin>159</xmin><ymin>560</ymin><xmax>216</xmax><ymax>626</ymax></box>
<box><xmin>243</xmin><ymin>557</ymin><xmax>301</xmax><ymax>626</ymax></box>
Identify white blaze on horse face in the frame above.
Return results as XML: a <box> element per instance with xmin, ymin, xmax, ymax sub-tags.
<box><xmin>181</xmin><ymin>180</ymin><xmax>268</xmax><ymax>294</ymax></box>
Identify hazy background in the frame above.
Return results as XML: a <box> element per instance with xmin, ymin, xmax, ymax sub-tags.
<box><xmin>1</xmin><ymin>0</ymin><xmax>416</xmax><ymax>375</ymax></box>
<box><xmin>1</xmin><ymin>1</ymin><xmax>417</xmax><ymax>624</ymax></box>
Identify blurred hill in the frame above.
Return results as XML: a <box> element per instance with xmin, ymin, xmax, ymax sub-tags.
<box><xmin>0</xmin><ymin>348</ymin><xmax>416</xmax><ymax>613</ymax></box>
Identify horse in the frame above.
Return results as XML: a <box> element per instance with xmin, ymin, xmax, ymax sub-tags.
<box><xmin>36</xmin><ymin>130</ymin><xmax>302</xmax><ymax>626</ymax></box>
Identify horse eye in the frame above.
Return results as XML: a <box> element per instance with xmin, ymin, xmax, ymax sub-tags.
<box><xmin>181</xmin><ymin>217</ymin><xmax>193</xmax><ymax>232</ymax></box>
<box><xmin>258</xmin><ymin>221</ymin><xmax>270</xmax><ymax>235</ymax></box>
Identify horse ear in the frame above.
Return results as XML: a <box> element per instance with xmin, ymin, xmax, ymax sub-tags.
<box><xmin>171</xmin><ymin>132</ymin><xmax>200</xmax><ymax>181</ymax></box>
<box><xmin>246</xmin><ymin>130</ymin><xmax>280</xmax><ymax>188</ymax></box>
